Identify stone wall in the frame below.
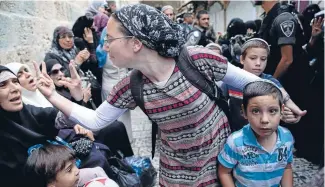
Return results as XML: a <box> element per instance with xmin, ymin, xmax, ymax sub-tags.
<box><xmin>0</xmin><ymin>1</ymin><xmax>89</xmax><ymax>67</ymax></box>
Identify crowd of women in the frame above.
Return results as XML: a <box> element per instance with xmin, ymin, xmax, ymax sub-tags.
<box><xmin>0</xmin><ymin>1</ymin><xmax>323</xmax><ymax>187</ymax></box>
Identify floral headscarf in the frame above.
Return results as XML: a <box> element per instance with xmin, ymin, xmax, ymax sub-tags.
<box><xmin>115</xmin><ymin>4</ymin><xmax>185</xmax><ymax>57</ymax></box>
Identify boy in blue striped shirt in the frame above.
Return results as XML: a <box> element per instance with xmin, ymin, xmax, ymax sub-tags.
<box><xmin>218</xmin><ymin>80</ymin><xmax>294</xmax><ymax>187</ymax></box>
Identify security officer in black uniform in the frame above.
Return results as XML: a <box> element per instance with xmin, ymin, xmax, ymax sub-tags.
<box><xmin>185</xmin><ymin>10</ymin><xmax>216</xmax><ymax>46</ymax></box>
<box><xmin>256</xmin><ymin>0</ymin><xmax>321</xmax><ymax>164</ymax></box>
<box><xmin>256</xmin><ymin>0</ymin><xmax>313</xmax><ymax>105</ymax></box>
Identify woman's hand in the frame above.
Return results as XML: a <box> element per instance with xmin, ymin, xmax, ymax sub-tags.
<box><xmin>34</xmin><ymin>61</ymin><xmax>56</xmax><ymax>98</ymax></box>
<box><xmin>80</xmin><ymin>49</ymin><xmax>90</xmax><ymax>61</ymax></box>
<box><xmin>74</xmin><ymin>124</ymin><xmax>95</xmax><ymax>141</ymax></box>
<box><xmin>281</xmin><ymin>106</ymin><xmax>306</xmax><ymax>124</ymax></box>
<box><xmin>58</xmin><ymin>62</ymin><xmax>84</xmax><ymax>101</ymax></box>
<box><xmin>83</xmin><ymin>27</ymin><xmax>94</xmax><ymax>44</ymax></box>
<box><xmin>82</xmin><ymin>83</ymin><xmax>92</xmax><ymax>103</ymax></box>
<box><xmin>311</xmin><ymin>17</ymin><xmax>323</xmax><ymax>38</ymax></box>
<box><xmin>75</xmin><ymin>49</ymin><xmax>90</xmax><ymax>65</ymax></box>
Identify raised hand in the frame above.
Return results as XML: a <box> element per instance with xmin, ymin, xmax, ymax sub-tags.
<box><xmin>34</xmin><ymin>61</ymin><xmax>56</xmax><ymax>98</ymax></box>
<box><xmin>58</xmin><ymin>61</ymin><xmax>83</xmax><ymax>101</ymax></box>
<box><xmin>75</xmin><ymin>49</ymin><xmax>90</xmax><ymax>64</ymax></box>
<box><xmin>80</xmin><ymin>49</ymin><xmax>90</xmax><ymax>61</ymax></box>
<box><xmin>83</xmin><ymin>27</ymin><xmax>94</xmax><ymax>44</ymax></box>
<box><xmin>311</xmin><ymin>17</ymin><xmax>324</xmax><ymax>38</ymax></box>
<box><xmin>82</xmin><ymin>83</ymin><xmax>92</xmax><ymax>103</ymax></box>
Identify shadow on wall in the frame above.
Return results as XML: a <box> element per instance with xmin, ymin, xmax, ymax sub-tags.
<box><xmin>0</xmin><ymin>0</ymin><xmax>89</xmax><ymax>66</ymax></box>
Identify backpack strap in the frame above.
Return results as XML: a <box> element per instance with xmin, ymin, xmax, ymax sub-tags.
<box><xmin>176</xmin><ymin>47</ymin><xmax>231</xmax><ymax>120</ymax></box>
<box><xmin>130</xmin><ymin>70</ymin><xmax>158</xmax><ymax>159</ymax></box>
<box><xmin>177</xmin><ymin>47</ymin><xmax>215</xmax><ymax>98</ymax></box>
<box><xmin>129</xmin><ymin>47</ymin><xmax>231</xmax><ymax>159</ymax></box>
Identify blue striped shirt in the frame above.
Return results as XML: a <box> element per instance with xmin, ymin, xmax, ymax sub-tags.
<box><xmin>218</xmin><ymin>125</ymin><xmax>294</xmax><ymax>187</ymax></box>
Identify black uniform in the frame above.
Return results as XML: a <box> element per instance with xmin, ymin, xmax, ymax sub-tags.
<box><xmin>259</xmin><ymin>3</ymin><xmax>321</xmax><ymax>164</ymax></box>
<box><xmin>259</xmin><ymin>3</ymin><xmax>312</xmax><ymax>106</ymax></box>
<box><xmin>185</xmin><ymin>25</ymin><xmax>216</xmax><ymax>46</ymax></box>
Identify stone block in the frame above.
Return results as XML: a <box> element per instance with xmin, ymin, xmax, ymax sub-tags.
<box><xmin>0</xmin><ymin>0</ymin><xmax>88</xmax><ymax>66</ymax></box>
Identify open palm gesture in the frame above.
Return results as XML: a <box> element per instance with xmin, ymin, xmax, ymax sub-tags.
<box><xmin>311</xmin><ymin>17</ymin><xmax>324</xmax><ymax>38</ymax></box>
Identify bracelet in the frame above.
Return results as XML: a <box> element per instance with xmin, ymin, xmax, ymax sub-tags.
<box><xmin>283</xmin><ymin>94</ymin><xmax>290</xmax><ymax>103</ymax></box>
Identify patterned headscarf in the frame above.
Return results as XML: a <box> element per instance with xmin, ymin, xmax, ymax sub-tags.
<box><xmin>115</xmin><ymin>4</ymin><xmax>185</xmax><ymax>57</ymax></box>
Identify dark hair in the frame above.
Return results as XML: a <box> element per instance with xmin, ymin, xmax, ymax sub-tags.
<box><xmin>227</xmin><ymin>18</ymin><xmax>246</xmax><ymax>39</ymax></box>
<box><xmin>111</xmin><ymin>13</ymin><xmax>133</xmax><ymax>37</ymax></box>
<box><xmin>183</xmin><ymin>13</ymin><xmax>192</xmax><ymax>19</ymax></box>
<box><xmin>72</xmin><ymin>16</ymin><xmax>94</xmax><ymax>38</ymax></box>
<box><xmin>242</xmin><ymin>81</ymin><xmax>283</xmax><ymax>112</ymax></box>
<box><xmin>24</xmin><ymin>144</ymin><xmax>76</xmax><ymax>187</ymax></box>
<box><xmin>196</xmin><ymin>10</ymin><xmax>209</xmax><ymax>20</ymax></box>
<box><xmin>254</xmin><ymin>19</ymin><xmax>262</xmax><ymax>32</ymax></box>
<box><xmin>245</xmin><ymin>20</ymin><xmax>257</xmax><ymax>31</ymax></box>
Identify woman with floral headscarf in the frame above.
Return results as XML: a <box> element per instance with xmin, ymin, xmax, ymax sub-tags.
<box><xmin>36</xmin><ymin>4</ymin><xmax>306</xmax><ymax>186</ymax></box>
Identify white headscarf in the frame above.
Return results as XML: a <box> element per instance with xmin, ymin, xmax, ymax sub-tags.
<box><xmin>5</xmin><ymin>62</ymin><xmax>53</xmax><ymax>108</ymax></box>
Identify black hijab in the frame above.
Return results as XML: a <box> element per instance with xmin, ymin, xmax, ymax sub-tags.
<box><xmin>302</xmin><ymin>4</ymin><xmax>321</xmax><ymax>41</ymax></box>
<box><xmin>0</xmin><ymin>66</ymin><xmax>59</xmax><ymax>186</ymax></box>
<box><xmin>44</xmin><ymin>59</ymin><xmax>73</xmax><ymax>100</ymax></box>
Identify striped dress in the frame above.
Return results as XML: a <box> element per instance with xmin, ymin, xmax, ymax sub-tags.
<box><xmin>107</xmin><ymin>47</ymin><xmax>231</xmax><ymax>187</ymax></box>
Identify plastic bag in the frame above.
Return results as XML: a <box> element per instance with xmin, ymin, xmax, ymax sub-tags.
<box><xmin>108</xmin><ymin>157</ymin><xmax>142</xmax><ymax>187</ymax></box>
<box><xmin>124</xmin><ymin>156</ymin><xmax>157</xmax><ymax>187</ymax></box>
<box><xmin>110</xmin><ymin>166</ymin><xmax>141</xmax><ymax>187</ymax></box>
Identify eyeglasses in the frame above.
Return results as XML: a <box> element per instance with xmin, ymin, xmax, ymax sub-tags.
<box><xmin>103</xmin><ymin>35</ymin><xmax>133</xmax><ymax>45</ymax></box>
<box><xmin>49</xmin><ymin>67</ymin><xmax>65</xmax><ymax>75</ymax></box>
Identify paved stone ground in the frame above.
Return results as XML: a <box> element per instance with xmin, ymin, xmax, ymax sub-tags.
<box><xmin>129</xmin><ymin>108</ymin><xmax>321</xmax><ymax>187</ymax></box>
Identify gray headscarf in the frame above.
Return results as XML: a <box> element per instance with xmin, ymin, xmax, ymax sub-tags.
<box><xmin>115</xmin><ymin>4</ymin><xmax>185</xmax><ymax>57</ymax></box>
<box><xmin>86</xmin><ymin>0</ymin><xmax>106</xmax><ymax>17</ymax></box>
<box><xmin>47</xmin><ymin>26</ymin><xmax>79</xmax><ymax>64</ymax></box>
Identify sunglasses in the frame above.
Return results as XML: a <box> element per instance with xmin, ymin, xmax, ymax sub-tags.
<box><xmin>49</xmin><ymin>67</ymin><xmax>65</xmax><ymax>75</ymax></box>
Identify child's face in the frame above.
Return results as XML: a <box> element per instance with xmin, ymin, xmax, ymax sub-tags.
<box><xmin>48</xmin><ymin>161</ymin><xmax>80</xmax><ymax>187</ymax></box>
<box><xmin>243</xmin><ymin>95</ymin><xmax>283</xmax><ymax>138</ymax></box>
<box><xmin>241</xmin><ymin>47</ymin><xmax>268</xmax><ymax>76</ymax></box>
